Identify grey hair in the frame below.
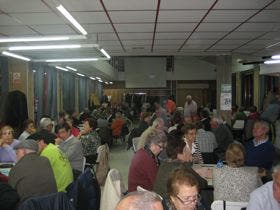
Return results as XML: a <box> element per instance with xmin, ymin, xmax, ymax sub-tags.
<box><xmin>118</xmin><ymin>191</ymin><xmax>162</xmax><ymax>210</ymax></box>
<box><xmin>211</xmin><ymin>117</ymin><xmax>223</xmax><ymax>125</ymax></box>
<box><xmin>254</xmin><ymin>120</ymin><xmax>270</xmax><ymax>132</ymax></box>
<box><xmin>152</xmin><ymin>118</ymin><xmax>164</xmax><ymax>128</ymax></box>
<box><xmin>145</xmin><ymin>128</ymin><xmax>167</xmax><ymax>147</ymax></box>
<box><xmin>273</xmin><ymin>164</ymin><xmax>280</xmax><ymax>176</ymax></box>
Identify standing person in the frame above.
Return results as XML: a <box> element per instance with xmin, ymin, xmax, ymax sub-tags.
<box><xmin>27</xmin><ymin>131</ymin><xmax>73</xmax><ymax>192</ymax></box>
<box><xmin>18</xmin><ymin>119</ymin><xmax>36</xmax><ymax>141</ymax></box>
<box><xmin>57</xmin><ymin>123</ymin><xmax>84</xmax><ymax>175</ymax></box>
<box><xmin>128</xmin><ymin>129</ymin><xmax>167</xmax><ymax>192</ymax></box>
<box><xmin>9</xmin><ymin>140</ymin><xmax>57</xmax><ymax>203</ymax></box>
<box><xmin>184</xmin><ymin>95</ymin><xmax>197</xmax><ymax>120</ymax></box>
<box><xmin>0</xmin><ymin>126</ymin><xmax>19</xmax><ymax>162</ymax></box>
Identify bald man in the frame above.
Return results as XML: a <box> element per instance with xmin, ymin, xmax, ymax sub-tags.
<box><xmin>116</xmin><ymin>191</ymin><xmax>163</xmax><ymax>210</ymax></box>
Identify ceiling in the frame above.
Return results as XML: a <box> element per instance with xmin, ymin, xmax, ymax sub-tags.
<box><xmin>0</xmin><ymin>0</ymin><xmax>280</xmax><ymax>73</ymax></box>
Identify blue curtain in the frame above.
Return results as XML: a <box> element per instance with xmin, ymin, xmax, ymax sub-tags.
<box><xmin>62</xmin><ymin>72</ymin><xmax>75</xmax><ymax>112</ymax></box>
<box><xmin>45</xmin><ymin>66</ymin><xmax>57</xmax><ymax>119</ymax></box>
<box><xmin>79</xmin><ymin>77</ymin><xmax>87</xmax><ymax>111</ymax></box>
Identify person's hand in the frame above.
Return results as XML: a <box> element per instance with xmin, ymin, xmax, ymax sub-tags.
<box><xmin>55</xmin><ymin>138</ymin><xmax>63</xmax><ymax>145</ymax></box>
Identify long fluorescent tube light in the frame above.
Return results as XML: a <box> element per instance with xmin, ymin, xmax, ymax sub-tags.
<box><xmin>90</xmin><ymin>77</ymin><xmax>96</xmax><ymax>80</ymax></box>
<box><xmin>2</xmin><ymin>51</ymin><xmax>30</xmax><ymax>61</ymax></box>
<box><xmin>9</xmin><ymin>44</ymin><xmax>81</xmax><ymax>51</ymax></box>
<box><xmin>109</xmin><ymin>82</ymin><xmax>113</xmax><ymax>84</ymax></box>
<box><xmin>55</xmin><ymin>66</ymin><xmax>69</xmax><ymax>71</ymax></box>
<box><xmin>98</xmin><ymin>80</ymin><xmax>103</xmax><ymax>83</ymax></box>
<box><xmin>66</xmin><ymin>66</ymin><xmax>77</xmax><ymax>71</ymax></box>
<box><xmin>272</xmin><ymin>54</ymin><xmax>280</xmax><ymax>60</ymax></box>
<box><xmin>105</xmin><ymin>82</ymin><xmax>109</xmax><ymax>84</ymax></box>
<box><xmin>46</xmin><ymin>58</ymin><xmax>98</xmax><ymax>62</ymax></box>
<box><xmin>96</xmin><ymin>77</ymin><xmax>101</xmax><ymax>80</ymax></box>
<box><xmin>77</xmin><ymin>73</ymin><xmax>85</xmax><ymax>77</ymax></box>
<box><xmin>264</xmin><ymin>60</ymin><xmax>280</xmax><ymax>64</ymax></box>
<box><xmin>100</xmin><ymin>48</ymin><xmax>111</xmax><ymax>59</ymax></box>
<box><xmin>0</xmin><ymin>36</ymin><xmax>70</xmax><ymax>43</ymax></box>
<box><xmin>56</xmin><ymin>4</ymin><xmax>87</xmax><ymax>35</ymax></box>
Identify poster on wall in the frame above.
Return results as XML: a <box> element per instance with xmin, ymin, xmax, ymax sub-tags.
<box><xmin>13</xmin><ymin>72</ymin><xmax>21</xmax><ymax>85</ymax></box>
<box><xmin>220</xmin><ymin>84</ymin><xmax>232</xmax><ymax>111</ymax></box>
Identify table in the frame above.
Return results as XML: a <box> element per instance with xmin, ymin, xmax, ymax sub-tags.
<box><xmin>193</xmin><ymin>164</ymin><xmax>215</xmax><ymax>186</ymax></box>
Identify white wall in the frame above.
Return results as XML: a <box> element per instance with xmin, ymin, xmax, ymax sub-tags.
<box><xmin>260</xmin><ymin>63</ymin><xmax>280</xmax><ymax>75</ymax></box>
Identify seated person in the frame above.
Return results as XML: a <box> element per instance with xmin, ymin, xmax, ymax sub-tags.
<box><xmin>66</xmin><ymin>117</ymin><xmax>80</xmax><ymax>137</ymax></box>
<box><xmin>57</xmin><ymin>123</ymin><xmax>84</xmax><ymax>173</ymax></box>
<box><xmin>116</xmin><ymin>191</ymin><xmax>163</xmax><ymax>210</ymax></box>
<box><xmin>79</xmin><ymin>118</ymin><xmax>100</xmax><ymax>164</ymax></box>
<box><xmin>18</xmin><ymin>119</ymin><xmax>36</xmax><ymax>141</ymax></box>
<box><xmin>0</xmin><ymin>182</ymin><xmax>19</xmax><ymax>210</ymax></box>
<box><xmin>128</xmin><ymin>129</ymin><xmax>167</xmax><ymax>192</ymax></box>
<box><xmin>96</xmin><ymin>138</ymin><xmax>110</xmax><ymax>186</ymax></box>
<box><xmin>245</xmin><ymin>120</ymin><xmax>275</xmax><ymax>171</ymax></box>
<box><xmin>153</xmin><ymin>134</ymin><xmax>207</xmax><ymax>197</ymax></box>
<box><xmin>213</xmin><ymin>142</ymin><xmax>262</xmax><ymax>202</ymax></box>
<box><xmin>9</xmin><ymin>140</ymin><xmax>57</xmax><ymax>203</ymax></box>
<box><xmin>247</xmin><ymin>164</ymin><xmax>280</xmax><ymax>210</ymax></box>
<box><xmin>27</xmin><ymin>131</ymin><xmax>73</xmax><ymax>192</ymax></box>
<box><xmin>39</xmin><ymin>117</ymin><xmax>54</xmax><ymax>133</ymax></box>
<box><xmin>111</xmin><ymin>112</ymin><xmax>125</xmax><ymax>137</ymax></box>
<box><xmin>0</xmin><ymin>126</ymin><xmax>19</xmax><ymax>162</ymax></box>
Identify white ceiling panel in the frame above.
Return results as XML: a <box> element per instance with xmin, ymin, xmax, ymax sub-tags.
<box><xmin>205</xmin><ymin>10</ymin><xmax>257</xmax><ymax>22</ymax></box>
<box><xmin>123</xmin><ymin>40</ymin><xmax>152</xmax><ymax>45</ymax></box>
<box><xmin>266</xmin><ymin>1</ymin><xmax>280</xmax><ymax>9</ymax></box>
<box><xmin>109</xmin><ymin>11</ymin><xmax>155</xmax><ymax>23</ymax></box>
<box><xmin>101</xmin><ymin>45</ymin><xmax>122</xmax><ymax>50</ymax></box>
<box><xmin>119</xmin><ymin>33</ymin><xmax>153</xmax><ymax>40</ymax></box>
<box><xmin>11</xmin><ymin>13</ymin><xmax>65</xmax><ymax>25</ymax></box>
<box><xmin>161</xmin><ymin>0</ymin><xmax>215</xmax><ymax>9</ymax></box>
<box><xmin>31</xmin><ymin>25</ymin><xmax>77</xmax><ymax>35</ymax></box>
<box><xmin>103</xmin><ymin>0</ymin><xmax>157</xmax><ymax>10</ymax></box>
<box><xmin>98</xmin><ymin>33</ymin><xmax>118</xmax><ymax>40</ymax></box>
<box><xmin>59</xmin><ymin>0</ymin><xmax>103</xmax><ymax>11</ymax></box>
<box><xmin>226</xmin><ymin>31</ymin><xmax>267</xmax><ymax>39</ymax></box>
<box><xmin>71</xmin><ymin>12</ymin><xmax>109</xmax><ymax>23</ymax></box>
<box><xmin>238</xmin><ymin>44</ymin><xmax>266</xmax><ymax>49</ymax></box>
<box><xmin>0</xmin><ymin>0</ymin><xmax>49</xmax><ymax>12</ymax></box>
<box><xmin>156</xmin><ymin>32</ymin><xmax>189</xmax><ymax>39</ymax></box>
<box><xmin>191</xmin><ymin>32</ymin><xmax>228</xmax><ymax>39</ymax></box>
<box><xmin>125</xmin><ymin>46</ymin><xmax>150</xmax><ymax>50</ymax></box>
<box><xmin>84</xmin><ymin>24</ymin><xmax>114</xmax><ymax>33</ymax></box>
<box><xmin>215</xmin><ymin>0</ymin><xmax>271</xmax><ymax>9</ymax></box>
<box><xmin>153</xmin><ymin>45</ymin><xmax>180</xmax><ymax>50</ymax></box>
<box><xmin>115</xmin><ymin>23</ymin><xmax>154</xmax><ymax>32</ymax></box>
<box><xmin>0</xmin><ymin>14</ymin><xmax>22</xmax><ymax>25</ymax></box>
<box><xmin>237</xmin><ymin>23</ymin><xmax>280</xmax><ymax>32</ymax></box>
<box><xmin>158</xmin><ymin>10</ymin><xmax>205</xmax><ymax>22</ymax></box>
<box><xmin>197</xmin><ymin>23</ymin><xmax>240</xmax><ymax>31</ymax></box>
<box><xmin>157</xmin><ymin>23</ymin><xmax>197</xmax><ymax>32</ymax></box>
<box><xmin>210</xmin><ymin>45</ymin><xmax>238</xmax><ymax>50</ymax></box>
<box><xmin>0</xmin><ymin>26</ymin><xmax>37</xmax><ymax>35</ymax></box>
<box><xmin>183</xmin><ymin>44</ymin><xmax>211</xmax><ymax>50</ymax></box>
<box><xmin>218</xmin><ymin>39</ymin><xmax>251</xmax><ymax>45</ymax></box>
<box><xmin>187</xmin><ymin>39</ymin><xmax>217</xmax><ymax>45</ymax></box>
<box><xmin>154</xmin><ymin>40</ymin><xmax>183</xmax><ymax>45</ymax></box>
<box><xmin>98</xmin><ymin>40</ymin><xmax>122</xmax><ymax>46</ymax></box>
<box><xmin>249</xmin><ymin>10</ymin><xmax>280</xmax><ymax>22</ymax></box>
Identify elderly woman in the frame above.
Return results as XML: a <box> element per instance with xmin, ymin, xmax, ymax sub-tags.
<box><xmin>128</xmin><ymin>128</ymin><xmax>167</xmax><ymax>192</ymax></box>
<box><xmin>165</xmin><ymin>168</ymin><xmax>201</xmax><ymax>210</ymax></box>
<box><xmin>0</xmin><ymin>126</ymin><xmax>19</xmax><ymax>162</ymax></box>
<box><xmin>213</xmin><ymin>142</ymin><xmax>262</xmax><ymax>202</ymax></box>
<box><xmin>153</xmin><ymin>133</ymin><xmax>207</xmax><ymax>197</ymax></box>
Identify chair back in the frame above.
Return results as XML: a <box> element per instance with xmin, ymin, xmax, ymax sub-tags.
<box><xmin>211</xmin><ymin>200</ymin><xmax>248</xmax><ymax>210</ymax></box>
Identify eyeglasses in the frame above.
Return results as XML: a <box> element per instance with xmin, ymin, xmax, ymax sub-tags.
<box><xmin>175</xmin><ymin>194</ymin><xmax>200</xmax><ymax>205</ymax></box>
<box><xmin>156</xmin><ymin>144</ymin><xmax>164</xmax><ymax>150</ymax></box>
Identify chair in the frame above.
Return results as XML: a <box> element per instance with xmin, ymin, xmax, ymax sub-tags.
<box><xmin>211</xmin><ymin>200</ymin><xmax>248</xmax><ymax>210</ymax></box>
<box><xmin>82</xmin><ymin>157</ymin><xmax>86</xmax><ymax>173</ymax></box>
<box><xmin>100</xmin><ymin>168</ymin><xmax>127</xmax><ymax>210</ymax></box>
<box><xmin>132</xmin><ymin>137</ymin><xmax>140</xmax><ymax>152</ymax></box>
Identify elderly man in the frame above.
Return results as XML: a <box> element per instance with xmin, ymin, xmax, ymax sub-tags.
<box><xmin>128</xmin><ymin>129</ymin><xmax>167</xmax><ymax>192</ymax></box>
<box><xmin>9</xmin><ymin>140</ymin><xmax>57</xmax><ymax>203</ymax></box>
<box><xmin>245</xmin><ymin>120</ymin><xmax>276</xmax><ymax>170</ymax></box>
<box><xmin>247</xmin><ymin>164</ymin><xmax>280</xmax><ymax>209</ymax></box>
<box><xmin>184</xmin><ymin>95</ymin><xmax>197</xmax><ymax>118</ymax></box>
<box><xmin>39</xmin><ymin>117</ymin><xmax>54</xmax><ymax>133</ymax></box>
<box><xmin>116</xmin><ymin>191</ymin><xmax>163</xmax><ymax>210</ymax></box>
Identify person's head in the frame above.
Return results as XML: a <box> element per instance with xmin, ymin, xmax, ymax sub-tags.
<box><xmin>145</xmin><ymin>129</ymin><xmax>167</xmax><ymax>156</ymax></box>
<box><xmin>23</xmin><ymin>119</ymin><xmax>35</xmax><ymax>134</ymax></box>
<box><xmin>39</xmin><ymin>117</ymin><xmax>53</xmax><ymax>132</ymax></box>
<box><xmin>115</xmin><ymin>112</ymin><xmax>122</xmax><ymax>118</ymax></box>
<box><xmin>116</xmin><ymin>191</ymin><xmax>163</xmax><ymax>210</ymax></box>
<box><xmin>27</xmin><ymin>131</ymin><xmax>56</xmax><ymax>153</ymax></box>
<box><xmin>56</xmin><ymin>123</ymin><xmax>71</xmax><ymax>140</ymax></box>
<box><xmin>172</xmin><ymin>111</ymin><xmax>183</xmax><ymax>125</ymax></box>
<box><xmin>182</xmin><ymin>124</ymin><xmax>197</xmax><ymax>143</ymax></box>
<box><xmin>210</xmin><ymin>117</ymin><xmax>223</xmax><ymax>129</ymax></box>
<box><xmin>186</xmin><ymin>95</ymin><xmax>192</xmax><ymax>103</ymax></box>
<box><xmin>184</xmin><ymin>117</ymin><xmax>193</xmax><ymax>124</ymax></box>
<box><xmin>249</xmin><ymin>106</ymin><xmax>257</xmax><ymax>113</ymax></box>
<box><xmin>142</xmin><ymin>112</ymin><xmax>151</xmax><ymax>124</ymax></box>
<box><xmin>83</xmin><ymin>118</ymin><xmax>97</xmax><ymax>134</ymax></box>
<box><xmin>167</xmin><ymin>168</ymin><xmax>199</xmax><ymax>210</ymax></box>
<box><xmin>166</xmin><ymin>135</ymin><xmax>192</xmax><ymax>162</ymax></box>
<box><xmin>154</xmin><ymin>101</ymin><xmax>161</xmax><ymax>110</ymax></box>
<box><xmin>65</xmin><ymin>117</ymin><xmax>73</xmax><ymax>128</ymax></box>
<box><xmin>272</xmin><ymin>164</ymin><xmax>280</xmax><ymax>202</ymax></box>
<box><xmin>14</xmin><ymin>139</ymin><xmax>38</xmax><ymax>161</ymax></box>
<box><xmin>0</xmin><ymin>126</ymin><xmax>14</xmax><ymax>144</ymax></box>
<box><xmin>252</xmin><ymin>120</ymin><xmax>269</xmax><ymax>141</ymax></box>
<box><xmin>225</xmin><ymin>142</ymin><xmax>245</xmax><ymax>167</ymax></box>
<box><xmin>152</xmin><ymin>118</ymin><xmax>165</xmax><ymax>130</ymax></box>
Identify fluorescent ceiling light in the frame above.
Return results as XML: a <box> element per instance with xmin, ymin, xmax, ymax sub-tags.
<box><xmin>109</xmin><ymin>82</ymin><xmax>113</xmax><ymax>84</ymax></box>
<box><xmin>9</xmin><ymin>44</ymin><xmax>81</xmax><ymax>51</ymax></box>
<box><xmin>0</xmin><ymin>36</ymin><xmax>70</xmax><ymax>43</ymax></box>
<box><xmin>55</xmin><ymin>66</ymin><xmax>69</xmax><ymax>71</ymax></box>
<box><xmin>264</xmin><ymin>60</ymin><xmax>280</xmax><ymax>64</ymax></box>
<box><xmin>272</xmin><ymin>54</ymin><xmax>280</xmax><ymax>60</ymax></box>
<box><xmin>105</xmin><ymin>82</ymin><xmax>109</xmax><ymax>84</ymax></box>
<box><xmin>100</xmin><ymin>48</ymin><xmax>111</xmax><ymax>59</ymax></box>
<box><xmin>76</xmin><ymin>73</ymin><xmax>85</xmax><ymax>77</ymax></box>
<box><xmin>90</xmin><ymin>77</ymin><xmax>96</xmax><ymax>80</ymax></box>
<box><xmin>98</xmin><ymin>80</ymin><xmax>103</xmax><ymax>83</ymax></box>
<box><xmin>66</xmin><ymin>66</ymin><xmax>77</xmax><ymax>71</ymax></box>
<box><xmin>2</xmin><ymin>51</ymin><xmax>30</xmax><ymax>61</ymax></box>
<box><xmin>56</xmin><ymin>4</ymin><xmax>87</xmax><ymax>35</ymax></box>
<box><xmin>96</xmin><ymin>77</ymin><xmax>101</xmax><ymax>80</ymax></box>
<box><xmin>46</xmin><ymin>58</ymin><xmax>98</xmax><ymax>62</ymax></box>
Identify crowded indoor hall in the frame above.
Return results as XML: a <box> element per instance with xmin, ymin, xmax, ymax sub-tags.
<box><xmin>1</xmin><ymin>0</ymin><xmax>280</xmax><ymax>210</ymax></box>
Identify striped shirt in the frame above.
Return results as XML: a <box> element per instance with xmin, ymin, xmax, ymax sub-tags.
<box><xmin>196</xmin><ymin>129</ymin><xmax>218</xmax><ymax>153</ymax></box>
<box><xmin>184</xmin><ymin>137</ymin><xmax>204</xmax><ymax>164</ymax></box>
<box><xmin>253</xmin><ymin>138</ymin><xmax>268</xmax><ymax>147</ymax></box>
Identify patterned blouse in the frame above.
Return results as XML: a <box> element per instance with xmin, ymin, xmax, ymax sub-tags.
<box><xmin>80</xmin><ymin>131</ymin><xmax>100</xmax><ymax>156</ymax></box>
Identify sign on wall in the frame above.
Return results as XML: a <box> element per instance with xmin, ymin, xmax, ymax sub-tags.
<box><xmin>220</xmin><ymin>84</ymin><xmax>232</xmax><ymax>111</ymax></box>
<box><xmin>12</xmin><ymin>72</ymin><xmax>21</xmax><ymax>85</ymax></box>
